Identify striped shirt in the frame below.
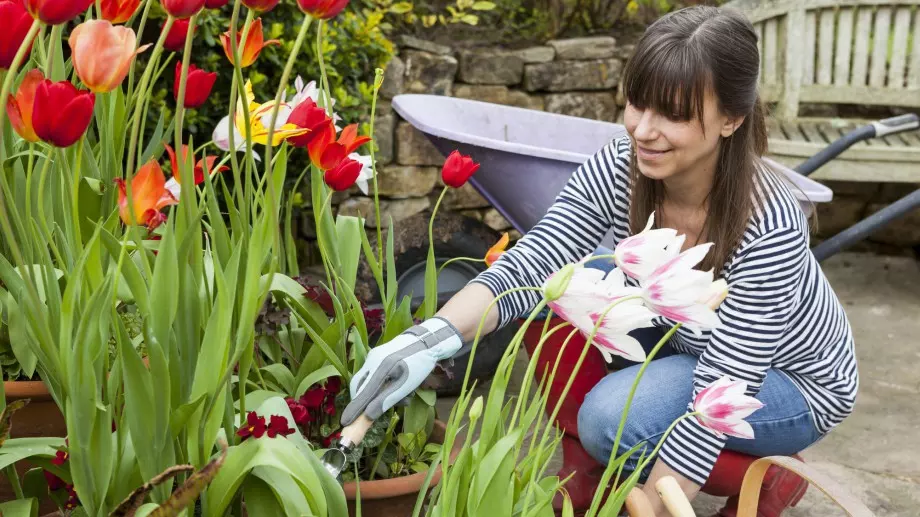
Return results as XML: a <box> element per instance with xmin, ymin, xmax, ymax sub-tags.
<box><xmin>470</xmin><ymin>137</ymin><xmax>859</xmax><ymax>485</ymax></box>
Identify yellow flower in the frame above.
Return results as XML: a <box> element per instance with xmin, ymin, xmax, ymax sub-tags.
<box><xmin>233</xmin><ymin>81</ymin><xmax>309</xmax><ymax>147</ymax></box>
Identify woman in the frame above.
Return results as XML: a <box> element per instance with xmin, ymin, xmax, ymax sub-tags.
<box><xmin>341</xmin><ymin>5</ymin><xmax>858</xmax><ymax>515</ymax></box>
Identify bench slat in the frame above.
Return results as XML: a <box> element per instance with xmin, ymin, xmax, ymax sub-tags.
<box><xmin>803</xmin><ymin>10</ymin><xmax>817</xmax><ymax>85</ymax></box>
<box><xmin>888</xmin><ymin>7</ymin><xmax>912</xmax><ymax>88</ymax></box>
<box><xmin>869</xmin><ymin>7</ymin><xmax>892</xmax><ymax>88</ymax></box>
<box><xmin>799</xmin><ymin>121</ymin><xmax>829</xmax><ymax>144</ymax></box>
<box><xmin>850</xmin><ymin>7</ymin><xmax>873</xmax><ymax>86</ymax></box>
<box><xmin>834</xmin><ymin>8</ymin><xmax>855</xmax><ymax>85</ymax></box>
<box><xmin>909</xmin><ymin>9</ymin><xmax>920</xmax><ymax>88</ymax></box>
<box><xmin>799</xmin><ymin>85</ymin><xmax>920</xmax><ymax>107</ymax></box>
<box><xmin>817</xmin><ymin>8</ymin><xmax>836</xmax><ymax>85</ymax></box>
<box><xmin>768</xmin><ymin>138</ymin><xmax>920</xmax><ymax>162</ymax></box>
<box><xmin>782</xmin><ymin>121</ymin><xmax>808</xmax><ymax>141</ymax></box>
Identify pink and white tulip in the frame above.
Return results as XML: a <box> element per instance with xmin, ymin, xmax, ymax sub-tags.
<box><xmin>693</xmin><ymin>376</ymin><xmax>764</xmax><ymax>439</ymax></box>
<box><xmin>614</xmin><ymin>212</ymin><xmax>681</xmax><ymax>281</ymax></box>
<box><xmin>546</xmin><ymin>266</ymin><xmax>656</xmax><ymax>362</ymax></box>
<box><xmin>641</xmin><ymin>242</ymin><xmax>724</xmax><ymax>336</ymax></box>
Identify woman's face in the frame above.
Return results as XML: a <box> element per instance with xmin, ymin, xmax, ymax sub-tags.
<box><xmin>623</xmin><ymin>90</ymin><xmax>741</xmax><ymax>181</ymax></box>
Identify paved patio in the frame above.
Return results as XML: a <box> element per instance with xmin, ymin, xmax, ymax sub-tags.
<box><xmin>437</xmin><ymin>252</ymin><xmax>920</xmax><ymax>516</ymax></box>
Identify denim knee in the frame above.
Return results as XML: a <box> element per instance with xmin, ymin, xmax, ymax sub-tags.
<box><xmin>577</xmin><ymin>387</ymin><xmax>650</xmax><ymax>470</ymax></box>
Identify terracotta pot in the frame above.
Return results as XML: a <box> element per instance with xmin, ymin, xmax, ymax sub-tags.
<box><xmin>343</xmin><ymin>420</ymin><xmax>456</xmax><ymax>517</ymax></box>
<box><xmin>3</xmin><ymin>380</ymin><xmax>67</xmax><ymax>438</ymax></box>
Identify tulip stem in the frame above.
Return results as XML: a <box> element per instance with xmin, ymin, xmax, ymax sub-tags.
<box><xmin>369</xmin><ymin>70</ymin><xmax>384</xmax><ymax>268</ymax></box>
<box><xmin>437</xmin><ymin>256</ymin><xmax>484</xmax><ymax>275</ymax></box>
<box><xmin>316</xmin><ymin>22</ymin><xmax>334</xmax><ymax>119</ymax></box>
<box><xmin>127</xmin><ymin>0</ymin><xmax>156</xmax><ymax>102</ymax></box>
<box><xmin>227</xmin><ymin>7</ymin><xmax>256</xmax><ymax>224</ymax></box>
<box><xmin>264</xmin><ymin>14</ymin><xmax>313</xmax><ymax>239</ymax></box>
<box><xmin>45</xmin><ymin>24</ymin><xmax>62</xmax><ymax>79</ymax></box>
<box><xmin>174</xmin><ymin>13</ymin><xmax>199</xmax><ymax>221</ymax></box>
<box><xmin>586</xmin><ymin>322</ymin><xmax>683</xmax><ymax>515</ymax></box>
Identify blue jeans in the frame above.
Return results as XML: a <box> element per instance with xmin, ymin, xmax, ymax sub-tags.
<box><xmin>575</xmin><ymin>249</ymin><xmax>824</xmax><ymax>481</ymax></box>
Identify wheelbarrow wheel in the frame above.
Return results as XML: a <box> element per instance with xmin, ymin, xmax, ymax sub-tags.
<box><xmin>355</xmin><ymin>209</ymin><xmax>515</xmax><ymax>396</ymax></box>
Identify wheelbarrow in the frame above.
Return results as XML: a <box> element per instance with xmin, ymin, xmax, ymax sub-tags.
<box><xmin>391</xmin><ymin>94</ymin><xmax>915</xmax><ymax>515</ymax></box>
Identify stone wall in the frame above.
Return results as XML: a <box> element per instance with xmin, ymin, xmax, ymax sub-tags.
<box><xmin>305</xmin><ymin>34</ymin><xmax>918</xmax><ymax>259</ymax></box>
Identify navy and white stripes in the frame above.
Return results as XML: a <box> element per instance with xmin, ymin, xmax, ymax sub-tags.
<box><xmin>470</xmin><ymin>137</ymin><xmax>858</xmax><ymax>485</ymax></box>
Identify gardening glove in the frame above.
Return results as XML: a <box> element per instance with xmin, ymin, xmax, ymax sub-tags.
<box><xmin>340</xmin><ymin>316</ymin><xmax>463</xmax><ymax>427</ymax></box>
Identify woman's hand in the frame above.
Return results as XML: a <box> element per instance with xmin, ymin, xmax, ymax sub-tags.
<box><xmin>340</xmin><ymin>317</ymin><xmax>464</xmax><ymax>427</ymax></box>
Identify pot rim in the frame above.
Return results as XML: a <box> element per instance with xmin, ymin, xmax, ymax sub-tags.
<box><xmin>342</xmin><ymin>419</ymin><xmax>458</xmax><ymax>500</ymax></box>
<box><xmin>3</xmin><ymin>380</ymin><xmax>54</xmax><ymax>401</ymax></box>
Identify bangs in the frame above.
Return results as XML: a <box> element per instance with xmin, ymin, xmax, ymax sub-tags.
<box><xmin>623</xmin><ymin>36</ymin><xmax>711</xmax><ymax>122</ymax></box>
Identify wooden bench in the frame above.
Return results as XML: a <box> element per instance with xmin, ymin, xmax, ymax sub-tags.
<box><xmin>724</xmin><ymin>0</ymin><xmax>920</xmax><ymax>182</ymax></box>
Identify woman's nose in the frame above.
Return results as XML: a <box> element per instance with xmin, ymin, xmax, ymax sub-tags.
<box><xmin>632</xmin><ymin>110</ymin><xmax>658</xmax><ymax>141</ymax></box>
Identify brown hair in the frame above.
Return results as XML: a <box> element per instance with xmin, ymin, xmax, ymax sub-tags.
<box><xmin>622</xmin><ymin>5</ymin><xmax>769</xmax><ymax>273</ymax></box>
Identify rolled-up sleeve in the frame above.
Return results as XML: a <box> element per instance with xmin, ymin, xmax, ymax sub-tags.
<box><xmin>657</xmin><ymin>226</ymin><xmax>809</xmax><ymax>485</ymax></box>
<box><xmin>469</xmin><ymin>140</ymin><xmax>625</xmax><ymax>329</ymax></box>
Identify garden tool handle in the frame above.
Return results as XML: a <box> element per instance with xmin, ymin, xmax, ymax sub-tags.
<box><xmin>339</xmin><ymin>413</ymin><xmax>374</xmax><ymax>449</ymax></box>
<box><xmin>656</xmin><ymin>476</ymin><xmax>696</xmax><ymax>517</ymax></box>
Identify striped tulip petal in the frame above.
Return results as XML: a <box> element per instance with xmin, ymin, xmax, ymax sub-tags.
<box><xmin>693</xmin><ymin>376</ymin><xmax>764</xmax><ymax>439</ymax></box>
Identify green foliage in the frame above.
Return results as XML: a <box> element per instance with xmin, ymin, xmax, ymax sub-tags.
<box><xmin>143</xmin><ymin>4</ymin><xmax>395</xmax><ymax>147</ymax></box>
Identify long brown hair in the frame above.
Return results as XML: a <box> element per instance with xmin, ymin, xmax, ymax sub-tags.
<box><xmin>622</xmin><ymin>6</ymin><xmax>768</xmax><ymax>273</ymax></box>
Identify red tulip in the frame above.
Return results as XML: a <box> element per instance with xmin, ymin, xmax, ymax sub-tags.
<box><xmin>5</xmin><ymin>69</ymin><xmax>43</xmax><ymax>142</ymax></box>
<box><xmin>32</xmin><ymin>80</ymin><xmax>95</xmax><ymax>148</ymax></box>
<box><xmin>164</xmin><ymin>143</ymin><xmax>226</xmax><ymax>185</ymax></box>
<box><xmin>236</xmin><ymin>411</ymin><xmax>267</xmax><ymax>440</ymax></box>
<box><xmin>23</xmin><ymin>0</ymin><xmax>93</xmax><ymax>25</ymax></box>
<box><xmin>220</xmin><ymin>18</ymin><xmax>279</xmax><ymax>68</ymax></box>
<box><xmin>441</xmin><ymin>150</ymin><xmax>479</xmax><ymax>188</ymax></box>
<box><xmin>266</xmin><ymin>415</ymin><xmax>295</xmax><ymax>438</ymax></box>
<box><xmin>70</xmin><ymin>20</ymin><xmax>148</xmax><ymax>94</ymax></box>
<box><xmin>162</xmin><ymin>19</ymin><xmax>196</xmax><ymax>53</ymax></box>
<box><xmin>115</xmin><ymin>160</ymin><xmax>179</xmax><ymax>229</ymax></box>
<box><xmin>242</xmin><ymin>0</ymin><xmax>279</xmax><ymax>12</ymax></box>
<box><xmin>308</xmin><ymin>123</ymin><xmax>371</xmax><ymax>171</ymax></box>
<box><xmin>161</xmin><ymin>0</ymin><xmax>205</xmax><ymax>19</ymax></box>
<box><xmin>285</xmin><ymin>97</ymin><xmax>332</xmax><ymax>148</ymax></box>
<box><xmin>0</xmin><ymin>1</ymin><xmax>36</xmax><ymax>70</ymax></box>
<box><xmin>296</xmin><ymin>0</ymin><xmax>349</xmax><ymax>19</ymax></box>
<box><xmin>205</xmin><ymin>0</ymin><xmax>228</xmax><ymax>7</ymax></box>
<box><xmin>173</xmin><ymin>62</ymin><xmax>216</xmax><ymax>109</ymax></box>
<box><xmin>100</xmin><ymin>0</ymin><xmax>141</xmax><ymax>24</ymax></box>
<box><xmin>323</xmin><ymin>157</ymin><xmax>362</xmax><ymax>191</ymax></box>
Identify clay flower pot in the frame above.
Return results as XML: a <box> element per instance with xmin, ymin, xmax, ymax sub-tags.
<box><xmin>2</xmin><ymin>380</ymin><xmax>66</xmax><ymax>438</ymax></box>
<box><xmin>342</xmin><ymin>420</ymin><xmax>457</xmax><ymax>516</ymax></box>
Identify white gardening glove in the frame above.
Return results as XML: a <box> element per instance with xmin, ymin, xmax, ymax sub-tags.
<box><xmin>340</xmin><ymin>317</ymin><xmax>463</xmax><ymax>427</ymax></box>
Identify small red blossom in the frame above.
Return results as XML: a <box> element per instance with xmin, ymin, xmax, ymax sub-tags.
<box><xmin>267</xmin><ymin>415</ymin><xmax>296</xmax><ymax>438</ymax></box>
<box><xmin>51</xmin><ymin>449</ymin><xmax>69</xmax><ymax>465</ymax></box>
<box><xmin>236</xmin><ymin>411</ymin><xmax>266</xmax><ymax>440</ymax></box>
<box><xmin>322</xmin><ymin>431</ymin><xmax>342</xmax><ymax>448</ymax></box>
<box><xmin>64</xmin><ymin>485</ymin><xmax>80</xmax><ymax>510</ymax></box>
<box><xmin>43</xmin><ymin>470</ymin><xmax>66</xmax><ymax>491</ymax></box>
<box><xmin>286</xmin><ymin>397</ymin><xmax>311</xmax><ymax>425</ymax></box>
<box><xmin>300</xmin><ymin>386</ymin><xmax>325</xmax><ymax>410</ymax></box>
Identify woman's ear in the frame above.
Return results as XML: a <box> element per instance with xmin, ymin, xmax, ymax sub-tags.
<box><xmin>721</xmin><ymin>115</ymin><xmax>745</xmax><ymax>137</ymax></box>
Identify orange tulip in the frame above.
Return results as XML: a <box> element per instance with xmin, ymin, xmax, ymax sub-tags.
<box><xmin>164</xmin><ymin>143</ymin><xmax>227</xmax><ymax>185</ymax></box>
<box><xmin>115</xmin><ymin>160</ymin><xmax>179</xmax><ymax>229</ymax></box>
<box><xmin>69</xmin><ymin>20</ymin><xmax>150</xmax><ymax>93</ymax></box>
<box><xmin>5</xmin><ymin>69</ymin><xmax>43</xmax><ymax>142</ymax></box>
<box><xmin>100</xmin><ymin>0</ymin><xmax>141</xmax><ymax>24</ymax></box>
<box><xmin>485</xmin><ymin>232</ymin><xmax>509</xmax><ymax>267</ymax></box>
<box><xmin>220</xmin><ymin>18</ymin><xmax>279</xmax><ymax>68</ymax></box>
<box><xmin>307</xmin><ymin>123</ymin><xmax>371</xmax><ymax>171</ymax></box>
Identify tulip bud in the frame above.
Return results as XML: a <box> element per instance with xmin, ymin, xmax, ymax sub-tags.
<box><xmin>32</xmin><ymin>79</ymin><xmax>95</xmax><ymax>148</ymax></box>
<box><xmin>373</xmin><ymin>68</ymin><xmax>384</xmax><ymax>90</ymax></box>
<box><xmin>323</xmin><ymin>158</ymin><xmax>362</xmax><ymax>191</ymax></box>
<box><xmin>161</xmin><ymin>0</ymin><xmax>206</xmax><ymax>19</ymax></box>
<box><xmin>296</xmin><ymin>0</ymin><xmax>349</xmax><ymax>19</ymax></box>
<box><xmin>205</xmin><ymin>0</ymin><xmax>228</xmax><ymax>7</ymax></box>
<box><xmin>174</xmin><ymin>62</ymin><xmax>217</xmax><ymax>109</ymax></box>
<box><xmin>100</xmin><ymin>0</ymin><xmax>142</xmax><ymax>24</ymax></box>
<box><xmin>440</xmin><ymin>150</ymin><xmax>480</xmax><ymax>188</ymax></box>
<box><xmin>1</xmin><ymin>0</ymin><xmax>37</xmax><ymax>70</ymax></box>
<box><xmin>69</xmin><ymin>20</ymin><xmax>148</xmax><ymax>94</ymax></box>
<box><xmin>24</xmin><ymin>0</ymin><xmax>94</xmax><ymax>25</ymax></box>
<box><xmin>468</xmin><ymin>396</ymin><xmax>483</xmax><ymax>422</ymax></box>
<box><xmin>543</xmin><ymin>263</ymin><xmax>576</xmax><ymax>302</ymax></box>
<box><xmin>242</xmin><ymin>0</ymin><xmax>279</xmax><ymax>12</ymax></box>
<box><xmin>163</xmin><ymin>19</ymin><xmax>195</xmax><ymax>53</ymax></box>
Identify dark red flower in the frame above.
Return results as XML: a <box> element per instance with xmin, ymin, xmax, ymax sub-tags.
<box><xmin>162</xmin><ymin>19</ymin><xmax>196</xmax><ymax>53</ymax></box>
<box><xmin>296</xmin><ymin>0</ymin><xmax>348</xmax><ymax>19</ymax></box>
<box><xmin>267</xmin><ymin>415</ymin><xmax>295</xmax><ymax>438</ymax></box>
<box><xmin>43</xmin><ymin>470</ymin><xmax>66</xmax><ymax>491</ymax></box>
<box><xmin>32</xmin><ymin>79</ymin><xmax>95</xmax><ymax>148</ymax></box>
<box><xmin>322</xmin><ymin>431</ymin><xmax>341</xmax><ymax>448</ymax></box>
<box><xmin>324</xmin><ymin>376</ymin><xmax>342</xmax><ymax>394</ymax></box>
<box><xmin>0</xmin><ymin>0</ymin><xmax>36</xmax><ymax>70</ymax></box>
<box><xmin>323</xmin><ymin>396</ymin><xmax>336</xmax><ymax>415</ymax></box>
<box><xmin>64</xmin><ymin>485</ymin><xmax>80</xmax><ymax>510</ymax></box>
<box><xmin>205</xmin><ymin>0</ymin><xmax>228</xmax><ymax>7</ymax></box>
<box><xmin>441</xmin><ymin>150</ymin><xmax>480</xmax><ymax>188</ymax></box>
<box><xmin>51</xmin><ymin>449</ymin><xmax>69</xmax><ymax>466</ymax></box>
<box><xmin>236</xmin><ymin>411</ymin><xmax>266</xmax><ymax>440</ymax></box>
<box><xmin>174</xmin><ymin>62</ymin><xmax>216</xmax><ymax>109</ymax></box>
<box><xmin>286</xmin><ymin>98</ymin><xmax>332</xmax><ymax>148</ymax></box>
<box><xmin>323</xmin><ymin>157</ymin><xmax>362</xmax><ymax>191</ymax></box>
<box><xmin>300</xmin><ymin>386</ymin><xmax>325</xmax><ymax>410</ymax></box>
<box><xmin>286</xmin><ymin>397</ymin><xmax>311</xmax><ymax>425</ymax></box>
<box><xmin>364</xmin><ymin>308</ymin><xmax>385</xmax><ymax>333</ymax></box>
<box><xmin>161</xmin><ymin>0</ymin><xmax>205</xmax><ymax>18</ymax></box>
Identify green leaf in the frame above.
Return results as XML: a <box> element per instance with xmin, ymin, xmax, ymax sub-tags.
<box><xmin>461</xmin><ymin>13</ymin><xmax>479</xmax><ymax>24</ymax></box>
<box><xmin>416</xmin><ymin>388</ymin><xmax>436</xmax><ymax>406</ymax></box>
<box><xmin>380</xmin><ymin>295</ymin><xmax>413</xmax><ymax>344</ymax></box>
<box><xmin>251</xmin><ymin>465</ymin><xmax>312</xmax><ymax>516</ymax></box>
<box><xmin>148</xmin><ymin>442</ymin><xmax>227</xmax><ymax>517</ymax></box>
<box><xmin>294</xmin><ymin>364</ymin><xmax>340</xmax><ymax>398</ymax></box>
<box><xmin>390</xmin><ymin>1</ymin><xmax>413</xmax><ymax>14</ymax></box>
<box><xmin>471</xmin><ymin>0</ymin><xmax>496</xmax><ymax>9</ymax></box>
<box><xmin>260</xmin><ymin>364</ymin><xmax>296</xmax><ymax>394</ymax></box>
<box><xmin>169</xmin><ymin>393</ymin><xmax>207</xmax><ymax>438</ymax></box>
<box><xmin>469</xmin><ymin>430</ymin><xmax>522</xmax><ymax>516</ymax></box>
<box><xmin>335</xmin><ymin>215</ymin><xmax>363</xmax><ymax>293</ymax></box>
<box><xmin>240</xmin><ymin>474</ymin><xmax>287</xmax><ymax>517</ymax></box>
<box><xmin>403</xmin><ymin>393</ymin><xmax>430</xmax><ymax>437</ymax></box>
<box><xmin>0</xmin><ymin>498</ymin><xmax>37</xmax><ymax>517</ymax></box>
<box><xmin>422</xmin><ymin>244</ymin><xmax>437</xmax><ymax>319</ymax></box>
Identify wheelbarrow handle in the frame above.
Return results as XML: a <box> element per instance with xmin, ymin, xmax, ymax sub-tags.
<box><xmin>794</xmin><ymin>113</ymin><xmax>920</xmax><ymax>177</ymax></box>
